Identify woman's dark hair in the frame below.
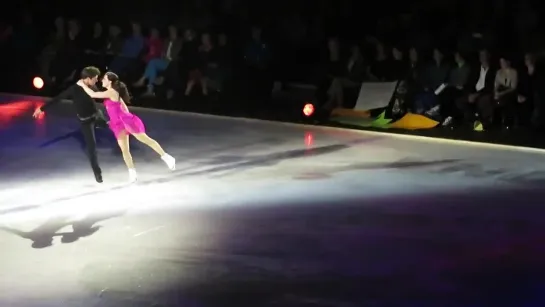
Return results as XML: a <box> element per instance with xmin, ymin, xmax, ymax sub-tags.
<box><xmin>105</xmin><ymin>72</ymin><xmax>131</xmax><ymax>104</ymax></box>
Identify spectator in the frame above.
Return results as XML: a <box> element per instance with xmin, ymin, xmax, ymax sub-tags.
<box><xmin>244</xmin><ymin>26</ymin><xmax>271</xmax><ymax>69</ymax></box>
<box><xmin>244</xmin><ymin>26</ymin><xmax>272</xmax><ymax>100</ymax></box>
<box><xmin>476</xmin><ymin>56</ymin><xmax>518</xmax><ymax>129</ymax></box>
<box><xmin>414</xmin><ymin>48</ymin><xmax>450</xmax><ymax>114</ymax></box>
<box><xmin>369</xmin><ymin>41</ymin><xmax>391</xmax><ymax>81</ymax></box>
<box><xmin>105</xmin><ymin>25</ymin><xmax>123</xmax><ymax>55</ymax></box>
<box><xmin>180</xmin><ymin>29</ymin><xmax>200</xmax><ymax>96</ymax></box>
<box><xmin>144</xmin><ymin>28</ymin><xmax>163</xmax><ymax>63</ymax></box>
<box><xmin>455</xmin><ymin>49</ymin><xmax>495</xmax><ymax>125</ymax></box>
<box><xmin>390</xmin><ymin>47</ymin><xmax>424</xmax><ymax>114</ymax></box>
<box><xmin>324</xmin><ymin>37</ymin><xmax>343</xmax><ymax>77</ymax></box>
<box><xmin>433</xmin><ymin>52</ymin><xmax>471</xmax><ymax>126</ymax></box>
<box><xmin>52</xmin><ymin>17</ymin><xmax>66</xmax><ymax>43</ymax></box>
<box><xmin>518</xmin><ymin>52</ymin><xmax>543</xmax><ymax>128</ymax></box>
<box><xmin>406</xmin><ymin>47</ymin><xmax>425</xmax><ymax>103</ymax></box>
<box><xmin>390</xmin><ymin>46</ymin><xmax>408</xmax><ymax>81</ymax></box>
<box><xmin>0</xmin><ymin>23</ymin><xmax>13</xmax><ymax>46</ymax></box>
<box><xmin>50</xmin><ymin>19</ymin><xmax>82</xmax><ymax>86</ymax></box>
<box><xmin>201</xmin><ymin>33</ymin><xmax>222</xmax><ymax>92</ymax></box>
<box><xmin>85</xmin><ymin>22</ymin><xmax>105</xmax><ymax>54</ymax></box>
<box><xmin>185</xmin><ymin>32</ymin><xmax>217</xmax><ymax>96</ymax></box>
<box><xmin>13</xmin><ymin>12</ymin><xmax>37</xmax><ymax>59</ymax></box>
<box><xmin>214</xmin><ymin>32</ymin><xmax>234</xmax><ymax>93</ymax></box>
<box><xmin>425</xmin><ymin>48</ymin><xmax>451</xmax><ymax>93</ymax></box>
<box><xmin>109</xmin><ymin>22</ymin><xmax>144</xmax><ymax>74</ymax></box>
<box><xmin>38</xmin><ymin>17</ymin><xmax>66</xmax><ymax>82</ymax></box>
<box><xmin>135</xmin><ymin>25</ymin><xmax>182</xmax><ymax>96</ymax></box>
<box><xmin>12</xmin><ymin>12</ymin><xmax>37</xmax><ymax>81</ymax></box>
<box><xmin>216</xmin><ymin>32</ymin><xmax>233</xmax><ymax>73</ymax></box>
<box><xmin>324</xmin><ymin>45</ymin><xmax>366</xmax><ymax>109</ymax></box>
<box><xmin>317</xmin><ymin>38</ymin><xmax>342</xmax><ymax>107</ymax></box>
<box><xmin>84</xmin><ymin>22</ymin><xmax>106</xmax><ymax>68</ymax></box>
<box><xmin>408</xmin><ymin>48</ymin><xmax>423</xmax><ymax>77</ymax></box>
<box><xmin>0</xmin><ymin>23</ymin><xmax>14</xmax><ymax>88</ymax></box>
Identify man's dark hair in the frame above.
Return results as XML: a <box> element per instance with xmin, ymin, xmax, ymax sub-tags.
<box><xmin>80</xmin><ymin>66</ymin><xmax>101</xmax><ymax>80</ymax></box>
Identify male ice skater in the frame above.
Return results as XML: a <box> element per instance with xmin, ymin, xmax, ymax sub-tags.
<box><xmin>33</xmin><ymin>66</ymin><xmax>107</xmax><ymax>183</ymax></box>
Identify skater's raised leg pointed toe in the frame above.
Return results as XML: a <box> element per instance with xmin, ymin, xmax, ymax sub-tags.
<box><xmin>161</xmin><ymin>154</ymin><xmax>176</xmax><ymax>170</ymax></box>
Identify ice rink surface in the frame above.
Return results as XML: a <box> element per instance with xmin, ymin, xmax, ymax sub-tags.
<box><xmin>2</xmin><ymin>96</ymin><xmax>545</xmax><ymax>306</ymax></box>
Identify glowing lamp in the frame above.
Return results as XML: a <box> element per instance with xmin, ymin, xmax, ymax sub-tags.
<box><xmin>32</xmin><ymin>77</ymin><xmax>44</xmax><ymax>90</ymax></box>
<box><xmin>302</xmin><ymin>103</ymin><xmax>315</xmax><ymax>117</ymax></box>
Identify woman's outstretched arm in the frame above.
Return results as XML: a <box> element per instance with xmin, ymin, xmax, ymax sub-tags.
<box><xmin>76</xmin><ymin>80</ymin><xmax>112</xmax><ymax>99</ymax></box>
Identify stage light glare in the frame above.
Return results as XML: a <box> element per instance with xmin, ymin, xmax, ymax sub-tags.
<box><xmin>304</xmin><ymin>131</ymin><xmax>314</xmax><ymax>147</ymax></box>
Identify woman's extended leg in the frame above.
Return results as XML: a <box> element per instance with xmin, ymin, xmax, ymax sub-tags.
<box><xmin>132</xmin><ymin>133</ymin><xmax>175</xmax><ymax>170</ymax></box>
<box><xmin>117</xmin><ymin>130</ymin><xmax>137</xmax><ymax>182</ymax></box>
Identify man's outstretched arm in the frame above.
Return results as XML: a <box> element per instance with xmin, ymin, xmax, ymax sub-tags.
<box><xmin>40</xmin><ymin>85</ymin><xmax>75</xmax><ymax>111</ymax></box>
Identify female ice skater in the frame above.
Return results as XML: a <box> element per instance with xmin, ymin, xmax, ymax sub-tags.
<box><xmin>77</xmin><ymin>72</ymin><xmax>175</xmax><ymax>183</ymax></box>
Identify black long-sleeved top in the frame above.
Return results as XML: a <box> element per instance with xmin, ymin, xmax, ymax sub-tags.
<box><xmin>40</xmin><ymin>84</ymin><xmax>98</xmax><ymax>119</ymax></box>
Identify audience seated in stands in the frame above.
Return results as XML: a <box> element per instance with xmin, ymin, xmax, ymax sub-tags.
<box><xmin>110</xmin><ymin>22</ymin><xmax>144</xmax><ymax>75</ymax></box>
<box><xmin>414</xmin><ymin>48</ymin><xmax>450</xmax><ymax>114</ymax></box>
<box><xmin>476</xmin><ymin>56</ymin><xmax>518</xmax><ymax>129</ymax></box>
<box><xmin>455</xmin><ymin>49</ymin><xmax>495</xmax><ymax>126</ymax></box>
<box><xmin>11</xmin><ymin>10</ymin><xmax>545</xmax><ymax>140</ymax></box>
<box><xmin>431</xmin><ymin>52</ymin><xmax>471</xmax><ymax>126</ymax></box>
<box><xmin>324</xmin><ymin>45</ymin><xmax>366</xmax><ymax>109</ymax></box>
<box><xmin>135</xmin><ymin>25</ymin><xmax>182</xmax><ymax>96</ymax></box>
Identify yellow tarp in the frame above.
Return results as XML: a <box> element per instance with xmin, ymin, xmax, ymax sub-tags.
<box><xmin>388</xmin><ymin>113</ymin><xmax>439</xmax><ymax>130</ymax></box>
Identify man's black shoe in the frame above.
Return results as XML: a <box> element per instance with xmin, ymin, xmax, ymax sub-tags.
<box><xmin>95</xmin><ymin>173</ymin><xmax>103</xmax><ymax>183</ymax></box>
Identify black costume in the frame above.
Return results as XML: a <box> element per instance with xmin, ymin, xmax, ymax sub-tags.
<box><xmin>40</xmin><ymin>84</ymin><xmax>107</xmax><ymax>182</ymax></box>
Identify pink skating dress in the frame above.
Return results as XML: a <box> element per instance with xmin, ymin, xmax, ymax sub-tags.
<box><xmin>104</xmin><ymin>99</ymin><xmax>146</xmax><ymax>139</ymax></box>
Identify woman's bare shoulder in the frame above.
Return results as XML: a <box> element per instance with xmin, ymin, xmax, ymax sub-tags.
<box><xmin>107</xmin><ymin>88</ymin><xmax>121</xmax><ymax>101</ymax></box>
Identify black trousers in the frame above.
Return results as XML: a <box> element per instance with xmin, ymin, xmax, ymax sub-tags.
<box><xmin>79</xmin><ymin>113</ymin><xmax>108</xmax><ymax>176</ymax></box>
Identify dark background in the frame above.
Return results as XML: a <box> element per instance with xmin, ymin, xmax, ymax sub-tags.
<box><xmin>1</xmin><ymin>0</ymin><xmax>545</xmax><ymax>126</ymax></box>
